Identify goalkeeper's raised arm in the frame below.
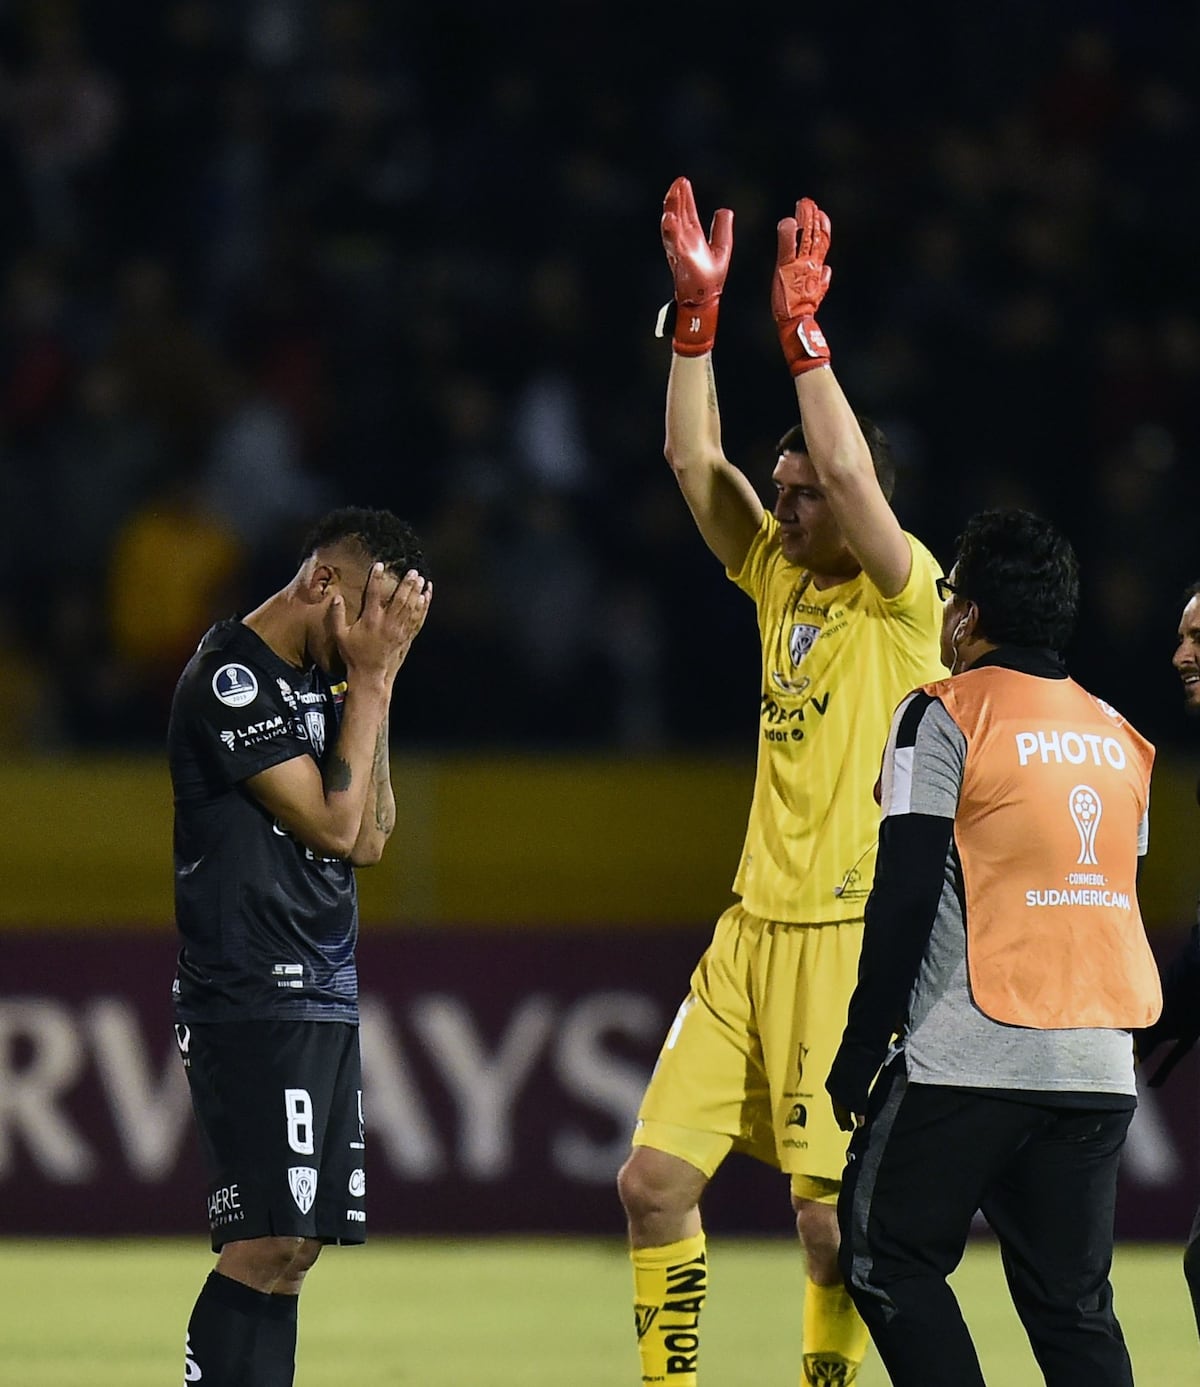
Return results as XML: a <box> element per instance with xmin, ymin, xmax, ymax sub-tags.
<box><xmin>772</xmin><ymin>196</ymin><xmax>914</xmax><ymax>599</ymax></box>
<box><xmin>659</xmin><ymin>175</ymin><xmax>765</xmax><ymax>574</ymax></box>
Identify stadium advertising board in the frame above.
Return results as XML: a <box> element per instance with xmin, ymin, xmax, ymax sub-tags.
<box><xmin>0</xmin><ymin>930</ymin><xmax>1196</xmax><ymax>1239</ymax></box>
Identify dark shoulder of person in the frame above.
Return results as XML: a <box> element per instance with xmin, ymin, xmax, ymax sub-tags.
<box><xmin>168</xmin><ymin>620</ymin><xmax>297</xmax><ymax>797</ymax></box>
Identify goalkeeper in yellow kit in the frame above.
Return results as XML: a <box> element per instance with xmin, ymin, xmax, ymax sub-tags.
<box><xmin>616</xmin><ymin>179</ymin><xmax>945</xmax><ymax>1387</ymax></box>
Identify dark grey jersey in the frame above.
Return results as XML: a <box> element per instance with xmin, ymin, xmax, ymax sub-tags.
<box><xmin>169</xmin><ymin>619</ymin><xmax>358</xmax><ymax>1023</ymax></box>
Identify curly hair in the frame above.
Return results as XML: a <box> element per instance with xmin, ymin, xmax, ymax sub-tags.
<box><xmin>952</xmin><ymin>509</ymin><xmax>1078</xmax><ymax>651</ymax></box>
<box><xmin>299</xmin><ymin>507</ymin><xmax>426</xmax><ymax>578</ymax></box>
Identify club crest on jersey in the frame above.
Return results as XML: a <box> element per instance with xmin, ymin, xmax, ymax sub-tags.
<box><xmin>212</xmin><ymin>663</ymin><xmax>259</xmax><ymax>708</ymax></box>
<box><xmin>789</xmin><ymin>623</ymin><xmax>821</xmax><ymax>666</ymax></box>
<box><xmin>304</xmin><ymin>709</ymin><xmax>327</xmax><ymax>756</ymax></box>
<box><xmin>288</xmin><ymin>1166</ymin><xmax>318</xmax><ymax>1215</ymax></box>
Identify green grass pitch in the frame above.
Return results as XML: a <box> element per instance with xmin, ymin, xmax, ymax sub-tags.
<box><xmin>1</xmin><ymin>1237</ymin><xmax>1194</xmax><ymax>1384</ymax></box>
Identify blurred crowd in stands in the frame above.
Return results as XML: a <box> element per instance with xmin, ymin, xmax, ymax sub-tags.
<box><xmin>1</xmin><ymin>0</ymin><xmax>1197</xmax><ymax>752</ymax></box>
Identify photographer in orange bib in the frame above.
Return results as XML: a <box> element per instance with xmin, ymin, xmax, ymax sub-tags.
<box><xmin>828</xmin><ymin>509</ymin><xmax>1161</xmax><ymax>1387</ymax></box>
<box><xmin>616</xmin><ymin>178</ymin><xmax>943</xmax><ymax>1387</ymax></box>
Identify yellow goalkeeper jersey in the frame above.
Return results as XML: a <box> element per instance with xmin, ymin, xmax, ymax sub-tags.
<box><xmin>728</xmin><ymin>513</ymin><xmax>944</xmax><ymax>923</ymax></box>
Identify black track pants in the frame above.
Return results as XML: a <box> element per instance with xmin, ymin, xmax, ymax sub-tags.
<box><xmin>837</xmin><ymin>1058</ymin><xmax>1134</xmax><ymax>1387</ymax></box>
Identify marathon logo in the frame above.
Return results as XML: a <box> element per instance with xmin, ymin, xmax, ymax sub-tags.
<box><xmin>1014</xmin><ymin>730</ymin><xmax>1126</xmax><ymax>770</ymax></box>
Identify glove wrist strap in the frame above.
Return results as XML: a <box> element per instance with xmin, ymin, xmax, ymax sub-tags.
<box><xmin>778</xmin><ymin>314</ymin><xmax>831</xmax><ymax>376</ymax></box>
<box><xmin>672</xmin><ymin>298</ymin><xmax>720</xmax><ymax>358</ymax></box>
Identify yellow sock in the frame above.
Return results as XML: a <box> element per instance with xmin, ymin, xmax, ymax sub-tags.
<box><xmin>801</xmin><ymin>1278</ymin><xmax>870</xmax><ymax>1386</ymax></box>
<box><xmin>630</xmin><ymin>1232</ymin><xmax>707</xmax><ymax>1385</ymax></box>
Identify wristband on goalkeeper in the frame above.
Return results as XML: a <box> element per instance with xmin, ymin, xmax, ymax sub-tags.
<box><xmin>777</xmin><ymin>314</ymin><xmax>831</xmax><ymax>376</ymax></box>
<box><xmin>670</xmin><ymin>298</ymin><xmax>721</xmax><ymax>358</ymax></box>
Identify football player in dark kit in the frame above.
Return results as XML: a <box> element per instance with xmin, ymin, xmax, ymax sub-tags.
<box><xmin>169</xmin><ymin>507</ymin><xmax>432</xmax><ymax>1386</ymax></box>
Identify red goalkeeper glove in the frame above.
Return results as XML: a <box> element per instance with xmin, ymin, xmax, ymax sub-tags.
<box><xmin>660</xmin><ymin>176</ymin><xmax>733</xmax><ymax>357</ymax></box>
<box><xmin>772</xmin><ymin>197</ymin><xmax>833</xmax><ymax>376</ymax></box>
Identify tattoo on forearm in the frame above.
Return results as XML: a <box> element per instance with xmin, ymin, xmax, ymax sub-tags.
<box><xmin>705</xmin><ymin>359</ymin><xmax>718</xmax><ymax>414</ymax></box>
<box><xmin>372</xmin><ymin>723</ymin><xmax>394</xmax><ymax>835</ymax></box>
<box><xmin>327</xmin><ymin>755</ymin><xmax>352</xmax><ymax>793</ymax></box>
<box><xmin>374</xmin><ymin>793</ymin><xmax>395</xmax><ymax>835</ymax></box>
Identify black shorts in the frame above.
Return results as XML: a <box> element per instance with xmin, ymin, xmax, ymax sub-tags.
<box><xmin>177</xmin><ymin>1019</ymin><xmax>366</xmax><ymax>1251</ymax></box>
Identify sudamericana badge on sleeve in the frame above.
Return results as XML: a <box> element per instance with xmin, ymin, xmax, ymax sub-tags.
<box><xmin>212</xmin><ymin>663</ymin><xmax>259</xmax><ymax>708</ymax></box>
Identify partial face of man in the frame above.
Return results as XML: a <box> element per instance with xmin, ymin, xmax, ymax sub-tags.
<box><xmin>1174</xmin><ymin>593</ymin><xmax>1200</xmax><ymax>716</ymax></box>
<box><xmin>312</xmin><ymin>547</ymin><xmax>398</xmax><ymax>675</ymax></box>
<box><xmin>938</xmin><ymin>563</ymin><xmax>968</xmax><ymax>670</ymax></box>
<box><xmin>771</xmin><ymin>450</ymin><xmax>857</xmax><ymax>577</ymax></box>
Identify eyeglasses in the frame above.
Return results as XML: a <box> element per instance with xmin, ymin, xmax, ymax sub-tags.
<box><xmin>936</xmin><ymin>576</ymin><xmax>960</xmax><ymax>603</ymax></box>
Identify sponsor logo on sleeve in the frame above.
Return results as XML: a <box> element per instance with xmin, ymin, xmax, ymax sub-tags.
<box><xmin>212</xmin><ymin>664</ymin><xmax>259</xmax><ymax>708</ymax></box>
<box><xmin>220</xmin><ymin>715</ymin><xmax>290</xmax><ymax>751</ymax></box>
<box><xmin>348</xmin><ymin>1168</ymin><xmax>366</xmax><ymax>1197</ymax></box>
